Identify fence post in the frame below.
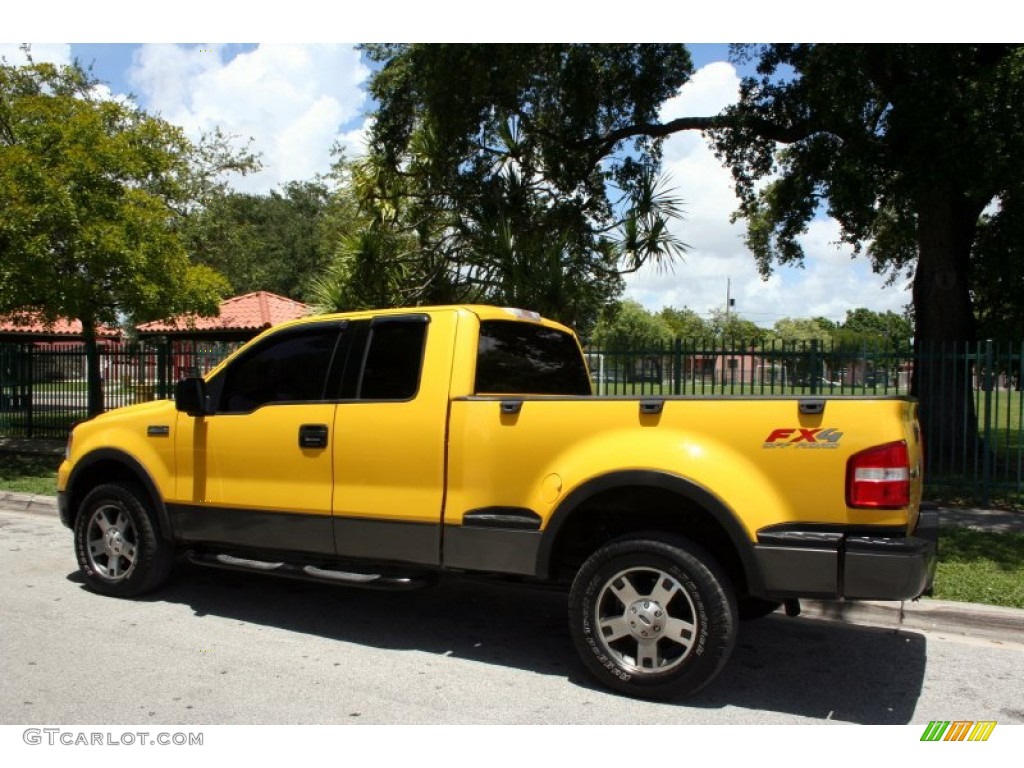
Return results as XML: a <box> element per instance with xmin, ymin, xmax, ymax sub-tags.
<box><xmin>673</xmin><ymin>338</ymin><xmax>682</xmax><ymax>396</ymax></box>
<box><xmin>25</xmin><ymin>344</ymin><xmax>34</xmax><ymax>438</ymax></box>
<box><xmin>982</xmin><ymin>338</ymin><xmax>994</xmax><ymax>508</ymax></box>
<box><xmin>809</xmin><ymin>340</ymin><xmax>819</xmax><ymax>395</ymax></box>
<box><xmin>157</xmin><ymin>340</ymin><xmax>169</xmax><ymax>400</ymax></box>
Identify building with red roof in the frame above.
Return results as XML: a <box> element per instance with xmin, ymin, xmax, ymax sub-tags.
<box><xmin>135</xmin><ymin>291</ymin><xmax>313</xmax><ymax>380</ymax></box>
<box><xmin>0</xmin><ymin>315</ymin><xmax>122</xmax><ymax>343</ymax></box>
<box><xmin>136</xmin><ymin>291</ymin><xmax>312</xmax><ymax>342</ymax></box>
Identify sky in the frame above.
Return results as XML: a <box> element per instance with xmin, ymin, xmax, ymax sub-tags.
<box><xmin>6</xmin><ymin>4</ymin><xmax>1001</xmax><ymax>329</ymax></box>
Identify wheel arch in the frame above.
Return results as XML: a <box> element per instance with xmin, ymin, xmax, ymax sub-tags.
<box><xmin>538</xmin><ymin>470</ymin><xmax>763</xmax><ymax>597</ymax></box>
<box><xmin>64</xmin><ymin>449</ymin><xmax>174</xmax><ymax>541</ymax></box>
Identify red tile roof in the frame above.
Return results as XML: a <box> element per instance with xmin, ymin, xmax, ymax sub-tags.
<box><xmin>136</xmin><ymin>291</ymin><xmax>312</xmax><ymax>335</ymax></box>
<box><xmin>0</xmin><ymin>314</ymin><xmax>121</xmax><ymax>339</ymax></box>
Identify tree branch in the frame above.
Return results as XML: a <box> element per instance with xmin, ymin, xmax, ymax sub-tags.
<box><xmin>578</xmin><ymin>113</ymin><xmax>814</xmax><ymax>161</ymax></box>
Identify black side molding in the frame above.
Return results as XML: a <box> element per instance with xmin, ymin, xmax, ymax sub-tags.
<box><xmin>463</xmin><ymin>507</ymin><xmax>542</xmax><ymax>530</ymax></box>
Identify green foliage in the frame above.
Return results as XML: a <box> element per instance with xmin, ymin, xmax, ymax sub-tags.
<box><xmin>706</xmin><ymin>308</ymin><xmax>766</xmax><ymax>343</ymax></box>
<box><xmin>711</xmin><ymin>44</ymin><xmax>1024</xmax><ymax>348</ymax></box>
<box><xmin>972</xmin><ymin>191</ymin><xmax>1024</xmax><ymax>339</ymax></box>
<box><xmin>307</xmin><ymin>150</ymin><xmax>446</xmax><ymax>313</ymax></box>
<box><xmin>658</xmin><ymin>306</ymin><xmax>710</xmax><ymax>339</ymax></box>
<box><xmin>0</xmin><ymin>452</ymin><xmax>59</xmax><ymax>495</ymax></box>
<box><xmin>0</xmin><ymin>51</ymin><xmax>257</xmax><ymax>413</ymax></box>
<box><xmin>834</xmin><ymin>307</ymin><xmax>913</xmax><ymax>352</ymax></box>
<box><xmin>590</xmin><ymin>300</ymin><xmax>673</xmax><ymax>350</ymax></box>
<box><xmin>183</xmin><ymin>180</ymin><xmax>332</xmax><ymax>301</ymax></box>
<box><xmin>358</xmin><ymin>44</ymin><xmax>694</xmax><ymax>330</ymax></box>
<box><xmin>771</xmin><ymin>317</ymin><xmax>834</xmax><ymax>346</ymax></box>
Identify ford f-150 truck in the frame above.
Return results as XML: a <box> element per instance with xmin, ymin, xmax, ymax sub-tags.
<box><xmin>57</xmin><ymin>305</ymin><xmax>937</xmax><ymax>699</ymax></box>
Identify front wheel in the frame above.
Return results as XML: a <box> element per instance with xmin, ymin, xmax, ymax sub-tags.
<box><xmin>568</xmin><ymin>534</ymin><xmax>737</xmax><ymax>700</ymax></box>
<box><xmin>73</xmin><ymin>483</ymin><xmax>173</xmax><ymax>598</ymax></box>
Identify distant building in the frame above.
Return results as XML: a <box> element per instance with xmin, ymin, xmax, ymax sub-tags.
<box><xmin>136</xmin><ymin>291</ymin><xmax>312</xmax><ymax>379</ymax></box>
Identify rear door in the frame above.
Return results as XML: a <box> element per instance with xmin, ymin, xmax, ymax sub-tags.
<box><xmin>330</xmin><ymin>311</ymin><xmax>458</xmax><ymax>565</ymax></box>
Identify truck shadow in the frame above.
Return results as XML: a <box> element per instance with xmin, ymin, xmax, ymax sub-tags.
<box><xmin>91</xmin><ymin>561</ymin><xmax>927</xmax><ymax>724</ymax></box>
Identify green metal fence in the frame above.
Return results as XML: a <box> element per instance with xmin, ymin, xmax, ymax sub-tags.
<box><xmin>0</xmin><ymin>340</ymin><xmax>233</xmax><ymax>441</ymax></box>
<box><xmin>1</xmin><ymin>337</ymin><xmax>1021</xmax><ymax>505</ymax></box>
<box><xmin>585</xmin><ymin>337</ymin><xmax>1022</xmax><ymax>506</ymax></box>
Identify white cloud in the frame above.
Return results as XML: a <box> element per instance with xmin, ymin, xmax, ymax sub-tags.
<box><xmin>624</xmin><ymin>62</ymin><xmax>912</xmax><ymax>326</ymax></box>
<box><xmin>0</xmin><ymin>44</ymin><xmax>72</xmax><ymax>66</ymax></box>
<box><xmin>127</xmin><ymin>44</ymin><xmax>370</xmax><ymax>192</ymax></box>
<box><xmin>1</xmin><ymin>44</ymin><xmax>130</xmax><ymax>106</ymax></box>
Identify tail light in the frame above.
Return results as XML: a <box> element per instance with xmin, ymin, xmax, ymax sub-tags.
<box><xmin>846</xmin><ymin>440</ymin><xmax>910</xmax><ymax>508</ymax></box>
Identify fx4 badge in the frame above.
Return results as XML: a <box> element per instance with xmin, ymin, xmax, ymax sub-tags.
<box><xmin>763</xmin><ymin>428</ymin><xmax>843</xmax><ymax>449</ymax></box>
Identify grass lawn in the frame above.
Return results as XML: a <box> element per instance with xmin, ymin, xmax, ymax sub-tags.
<box><xmin>931</xmin><ymin>526</ymin><xmax>1024</xmax><ymax>609</ymax></box>
<box><xmin>0</xmin><ymin>452</ymin><xmax>61</xmax><ymax>495</ymax></box>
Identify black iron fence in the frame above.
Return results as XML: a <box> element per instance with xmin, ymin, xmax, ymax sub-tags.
<box><xmin>1</xmin><ymin>337</ymin><xmax>1021</xmax><ymax>505</ymax></box>
<box><xmin>0</xmin><ymin>340</ymin><xmax>233</xmax><ymax>442</ymax></box>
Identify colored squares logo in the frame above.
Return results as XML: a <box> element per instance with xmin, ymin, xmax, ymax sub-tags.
<box><xmin>921</xmin><ymin>721</ymin><xmax>997</xmax><ymax>742</ymax></box>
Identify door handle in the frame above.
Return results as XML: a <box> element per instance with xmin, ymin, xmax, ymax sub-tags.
<box><xmin>298</xmin><ymin>424</ymin><xmax>329</xmax><ymax>449</ymax></box>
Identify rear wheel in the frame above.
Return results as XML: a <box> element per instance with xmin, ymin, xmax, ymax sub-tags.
<box><xmin>73</xmin><ymin>483</ymin><xmax>173</xmax><ymax>598</ymax></box>
<box><xmin>568</xmin><ymin>534</ymin><xmax>737</xmax><ymax>700</ymax></box>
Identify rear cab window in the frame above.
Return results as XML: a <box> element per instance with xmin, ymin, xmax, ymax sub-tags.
<box><xmin>475</xmin><ymin>319</ymin><xmax>592</xmax><ymax>395</ymax></box>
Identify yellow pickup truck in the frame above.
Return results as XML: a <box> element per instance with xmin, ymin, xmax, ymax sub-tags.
<box><xmin>57</xmin><ymin>305</ymin><xmax>936</xmax><ymax>699</ymax></box>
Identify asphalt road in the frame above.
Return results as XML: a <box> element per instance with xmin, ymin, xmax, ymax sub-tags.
<box><xmin>2</xmin><ymin>507</ymin><xmax>1022</xmax><ymax>726</ymax></box>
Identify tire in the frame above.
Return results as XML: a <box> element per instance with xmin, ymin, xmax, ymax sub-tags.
<box><xmin>73</xmin><ymin>483</ymin><xmax>173</xmax><ymax>598</ymax></box>
<box><xmin>737</xmin><ymin>597</ymin><xmax>783</xmax><ymax>621</ymax></box>
<box><xmin>568</xmin><ymin>534</ymin><xmax>737</xmax><ymax>700</ymax></box>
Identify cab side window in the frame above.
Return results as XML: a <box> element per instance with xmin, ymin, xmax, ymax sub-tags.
<box><xmin>357</xmin><ymin>319</ymin><xmax>428</xmax><ymax>401</ymax></box>
<box><xmin>217</xmin><ymin>326</ymin><xmax>342</xmax><ymax>413</ymax></box>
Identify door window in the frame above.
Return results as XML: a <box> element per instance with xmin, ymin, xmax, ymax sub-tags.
<box><xmin>357</xmin><ymin>319</ymin><xmax>428</xmax><ymax>401</ymax></box>
<box><xmin>216</xmin><ymin>326</ymin><xmax>343</xmax><ymax>413</ymax></box>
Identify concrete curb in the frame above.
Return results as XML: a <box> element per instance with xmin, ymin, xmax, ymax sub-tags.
<box><xmin>0</xmin><ymin>491</ymin><xmax>58</xmax><ymax>516</ymax></box>
<box><xmin>799</xmin><ymin>598</ymin><xmax>1024</xmax><ymax>647</ymax></box>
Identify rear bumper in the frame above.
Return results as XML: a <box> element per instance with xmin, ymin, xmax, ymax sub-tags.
<box><xmin>753</xmin><ymin>508</ymin><xmax>938</xmax><ymax>601</ymax></box>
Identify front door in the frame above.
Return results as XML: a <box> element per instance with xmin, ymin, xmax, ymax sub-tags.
<box><xmin>170</xmin><ymin>322</ymin><xmax>347</xmax><ymax>555</ymax></box>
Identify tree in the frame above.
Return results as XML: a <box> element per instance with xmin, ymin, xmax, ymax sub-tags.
<box><xmin>589</xmin><ymin>300</ymin><xmax>673</xmax><ymax>350</ymax></box>
<box><xmin>306</xmin><ymin>149</ymin><xmax>451</xmax><ymax>313</ymax></box>
<box><xmin>971</xmin><ymin>191</ymin><xmax>1024</xmax><ymax>340</ymax></box>
<box><xmin>0</xmin><ymin>53</ymin><xmax>257</xmax><ymax>414</ymax></box>
<box><xmin>772</xmin><ymin>317</ymin><xmax>834</xmax><ymax>346</ymax></box>
<box><xmin>705</xmin><ymin>44</ymin><xmax>1024</xmax><ymax>456</ymax></box>
<box><xmin>838</xmin><ymin>308</ymin><xmax>913</xmax><ymax>351</ymax></box>
<box><xmin>183</xmin><ymin>180</ymin><xmax>332</xmax><ymax>301</ymax></box>
<box><xmin>658</xmin><ymin>306</ymin><xmax>710</xmax><ymax>339</ymax></box>
<box><xmin>360</xmin><ymin>44</ymin><xmax>692</xmax><ymax>331</ymax></box>
<box><xmin>706</xmin><ymin>308</ymin><xmax>766</xmax><ymax>343</ymax></box>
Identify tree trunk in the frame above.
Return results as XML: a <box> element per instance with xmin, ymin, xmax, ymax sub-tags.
<box><xmin>911</xmin><ymin>183</ymin><xmax>980</xmax><ymax>474</ymax></box>
<box><xmin>82</xmin><ymin>318</ymin><xmax>105</xmax><ymax>417</ymax></box>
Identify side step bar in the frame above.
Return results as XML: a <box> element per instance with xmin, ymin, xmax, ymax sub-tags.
<box><xmin>186</xmin><ymin>551</ymin><xmax>437</xmax><ymax>591</ymax></box>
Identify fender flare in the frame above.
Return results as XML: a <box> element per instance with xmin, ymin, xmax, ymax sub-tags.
<box><xmin>536</xmin><ymin>469</ymin><xmax>763</xmax><ymax>593</ymax></box>
<box><xmin>64</xmin><ymin>448</ymin><xmax>174</xmax><ymax>542</ymax></box>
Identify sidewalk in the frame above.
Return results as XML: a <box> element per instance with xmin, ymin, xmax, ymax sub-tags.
<box><xmin>1</xmin><ymin>484</ymin><xmax>1021</xmax><ymax>645</ymax></box>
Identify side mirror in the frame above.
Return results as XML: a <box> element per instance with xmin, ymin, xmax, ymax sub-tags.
<box><xmin>175</xmin><ymin>377</ymin><xmax>209</xmax><ymax>417</ymax></box>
